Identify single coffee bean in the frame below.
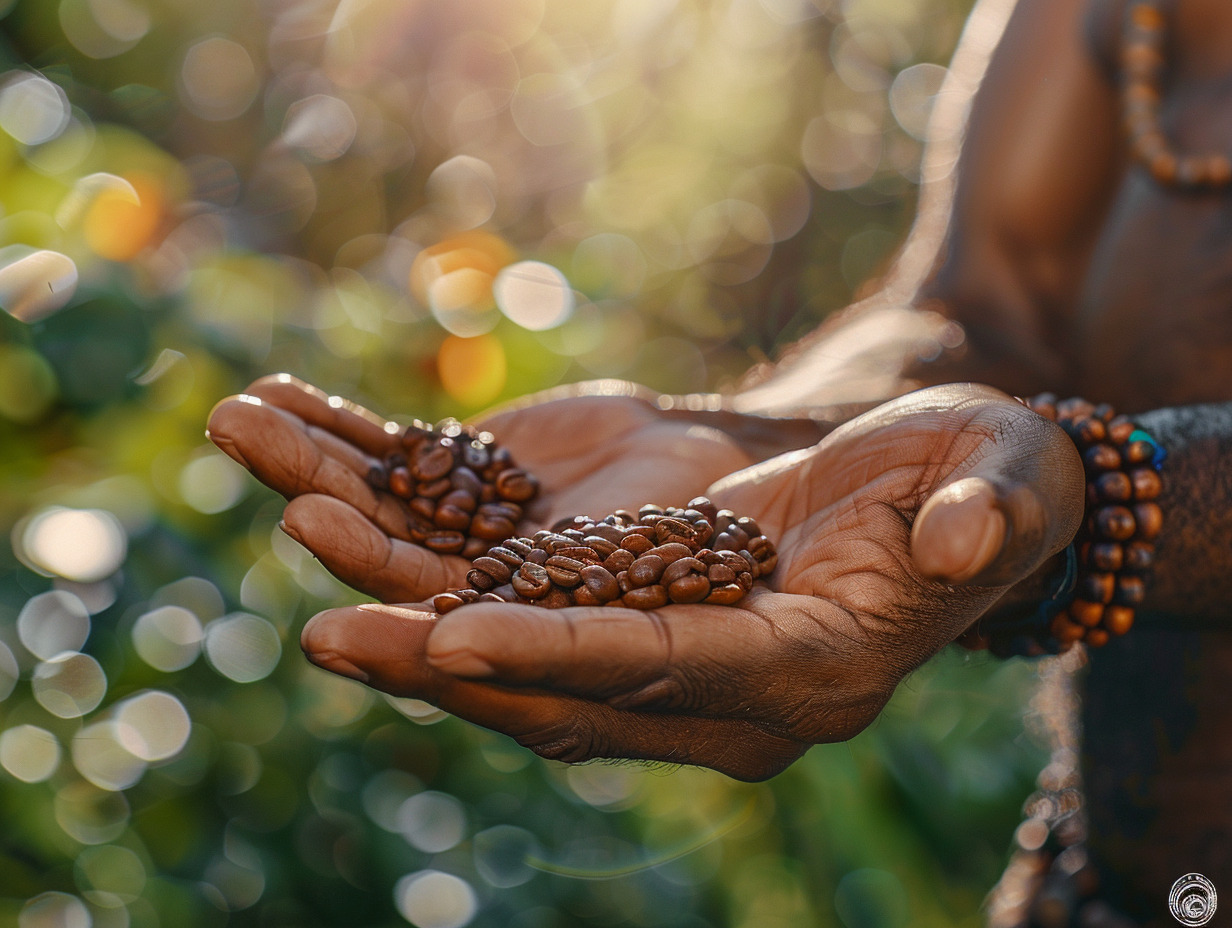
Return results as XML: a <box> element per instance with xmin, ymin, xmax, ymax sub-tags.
<box><xmin>471</xmin><ymin>556</ymin><xmax>514</xmax><ymax>583</ymax></box>
<box><xmin>617</xmin><ymin>570</ymin><xmax>634</xmax><ymax>593</ymax></box>
<box><xmin>580</xmin><ymin>564</ymin><xmax>620</xmax><ymax>602</ymax></box>
<box><xmin>441</xmin><ymin>488</ymin><xmax>478</xmax><ymax>513</ymax></box>
<box><xmin>735</xmin><ymin>571</ymin><xmax>754</xmax><ymax>592</ymax></box>
<box><xmin>623</xmin><ymin>585</ymin><xmax>668</xmax><ymax>609</ymax></box>
<box><xmin>526</xmin><ymin>547</ymin><xmax>549</xmax><ymax>565</ymax></box>
<box><xmin>662</xmin><ymin>556</ymin><xmax>705</xmax><ymax>585</ymax></box>
<box><xmin>713</xmin><ymin>531</ymin><xmax>740</xmax><ymax>551</ymax></box>
<box><xmin>604</xmin><ymin>548</ymin><xmax>635</xmax><ymax>573</ymax></box>
<box><xmin>466</xmin><ymin>568</ymin><xmax>497</xmax><ymax>591</ymax></box>
<box><xmin>406</xmin><ymin>513</ymin><xmax>433</xmax><ymax>543</ymax></box>
<box><xmin>668</xmin><ymin>574</ymin><xmax>710</xmax><ymax>603</ymax></box>
<box><xmin>638</xmin><ymin>504</ymin><xmax>664</xmax><ymax>517</ymax></box>
<box><xmin>589</xmin><ymin>523</ymin><xmax>625</xmax><ymax>545</ymax></box>
<box><xmin>389</xmin><ymin>467</ymin><xmax>412</xmax><ymax>497</ymax></box>
<box><xmin>645</xmin><ymin>543</ymin><xmax>693</xmax><ymax>564</ymax></box>
<box><xmin>705</xmin><ymin>584</ymin><xmax>744</xmax><ymax>605</ymax></box>
<box><xmin>478</xmin><ymin>592</ymin><xmax>507</xmax><ymax>603</ymax></box>
<box><xmin>504</xmin><ymin>538</ymin><xmax>533</xmax><ymax>557</ymax></box>
<box><xmin>747</xmin><ymin>536</ymin><xmax>778</xmax><ymax>573</ymax></box>
<box><xmin>495</xmin><ymin>469</ymin><xmax>539</xmax><ymax>503</ymax></box>
<box><xmin>417</xmin><ymin>477</ymin><xmax>452</xmax><ymax>500</ymax></box>
<box><xmin>434</xmin><ymin>504</ymin><xmax>472</xmax><ymax>532</ymax></box>
<box><xmin>707</xmin><ymin>564</ymin><xmax>736</xmax><ymax>584</ymax></box>
<box><xmin>471</xmin><ymin>512</ymin><xmax>517</xmax><ymax>540</ymax></box>
<box><xmin>488</xmin><ymin>583</ymin><xmax>519</xmax><ymax>602</ymax></box>
<box><xmin>425</xmin><ymin>531</ymin><xmax>466</xmax><ymax>555</ymax></box>
<box><xmin>463</xmin><ymin>441</ymin><xmax>490</xmax><ymax>470</ymax></box>
<box><xmin>714</xmin><ymin>510</ymin><xmax>737</xmax><ymax>534</ymax></box>
<box><xmin>620</xmin><ymin>533</ymin><xmax>654</xmax><ymax>555</ymax></box>
<box><xmin>449</xmin><ymin>466</ymin><xmax>483</xmax><ymax>496</ymax></box>
<box><xmin>545</xmin><ymin>555</ymin><xmax>586</xmax><ymax>587</ymax></box>
<box><xmin>582</xmin><ymin>536</ymin><xmax>619</xmax><ymax>558</ymax></box>
<box><xmin>539</xmin><ymin>588</ymin><xmax>575</xmax><ymax>609</ymax></box>
<box><xmin>688</xmin><ymin>497</ymin><xmax>719</xmax><ymax>524</ymax></box>
<box><xmin>629</xmin><ymin>554</ymin><xmax>666</xmax><ymax>586</ymax></box>
<box><xmin>409</xmin><ymin>496</ymin><xmax>436</xmax><ymax>521</ymax></box>
<box><xmin>412</xmin><ymin>444</ymin><xmax>455</xmax><ymax>481</ymax></box>
<box><xmin>654</xmin><ymin>517</ymin><xmax>695</xmax><ymax>545</ymax></box>
<box><xmin>556</xmin><ymin>545</ymin><xmax>602</xmax><ymax>564</ymax></box>
<box><xmin>511</xmin><ymin>562</ymin><xmax>551</xmax><ymax>599</ymax></box>
<box><xmin>736</xmin><ymin>516</ymin><xmax>762</xmax><ymax>537</ymax></box>
<box><xmin>434</xmin><ymin>592</ymin><xmax>467</xmax><ymax>614</ymax></box>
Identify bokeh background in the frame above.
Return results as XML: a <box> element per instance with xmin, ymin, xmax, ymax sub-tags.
<box><xmin>0</xmin><ymin>0</ymin><xmax>1053</xmax><ymax>925</ymax></box>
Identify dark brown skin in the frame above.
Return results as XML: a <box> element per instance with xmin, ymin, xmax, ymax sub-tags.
<box><xmin>207</xmin><ymin>0</ymin><xmax>1232</xmax><ymax>917</ymax></box>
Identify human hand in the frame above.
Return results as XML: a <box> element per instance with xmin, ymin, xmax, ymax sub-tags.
<box><xmin>206</xmin><ymin>375</ymin><xmax>760</xmax><ymax>602</ymax></box>
<box><xmin>299</xmin><ymin>384</ymin><xmax>1085</xmax><ymax>780</ymax></box>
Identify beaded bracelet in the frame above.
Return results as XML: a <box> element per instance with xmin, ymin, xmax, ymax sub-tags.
<box><xmin>960</xmin><ymin>394</ymin><xmax>1167</xmax><ymax>657</ymax></box>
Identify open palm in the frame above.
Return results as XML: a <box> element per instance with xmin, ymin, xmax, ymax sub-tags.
<box><xmin>207</xmin><ymin>375</ymin><xmax>756</xmax><ymax>602</ymax></box>
<box><xmin>300</xmin><ymin>384</ymin><xmax>1085</xmax><ymax>780</ymax></box>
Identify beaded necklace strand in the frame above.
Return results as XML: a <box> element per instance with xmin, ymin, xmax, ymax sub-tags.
<box><xmin>1122</xmin><ymin>0</ymin><xmax>1232</xmax><ymax>188</ymax></box>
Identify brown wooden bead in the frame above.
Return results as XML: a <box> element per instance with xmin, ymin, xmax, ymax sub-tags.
<box><xmin>1050</xmin><ymin>614</ymin><xmax>1086</xmax><ymax>644</ymax></box>
<box><xmin>1207</xmin><ymin>154</ymin><xmax>1232</xmax><ymax>186</ymax></box>
<box><xmin>1079</xmin><ymin>572</ymin><xmax>1116</xmax><ymax>605</ymax></box>
<box><xmin>1129</xmin><ymin>467</ymin><xmax>1162</xmax><ymax>500</ymax></box>
<box><xmin>1177</xmin><ymin>156</ymin><xmax>1208</xmax><ymax>187</ymax></box>
<box><xmin>1132</xmin><ymin>502</ymin><xmax>1162</xmax><ymax>539</ymax></box>
<box><xmin>1073</xmin><ymin>417</ymin><xmax>1107</xmax><ymax>443</ymax></box>
<box><xmin>623</xmin><ymin>585</ymin><xmax>668</xmax><ymax>609</ymax></box>
<box><xmin>1094</xmin><ymin>471</ymin><xmax>1132</xmax><ymax>503</ymax></box>
<box><xmin>1070</xmin><ymin>598</ymin><xmax>1105</xmax><ymax>627</ymax></box>
<box><xmin>1124</xmin><ymin>540</ymin><xmax>1155</xmax><ymax>571</ymax></box>
<box><xmin>1130</xmin><ymin>1</ymin><xmax>1164</xmax><ymax>30</ymax></box>
<box><xmin>1085</xmin><ymin>628</ymin><xmax>1110</xmax><ymax>648</ymax></box>
<box><xmin>1124</xmin><ymin>440</ymin><xmax>1156</xmax><ymax>465</ymax></box>
<box><xmin>1106</xmin><ymin>416</ymin><xmax>1135</xmax><ymax>444</ymax></box>
<box><xmin>1094</xmin><ymin>506</ymin><xmax>1136</xmax><ymax>541</ymax></box>
<box><xmin>1103</xmin><ymin>605</ymin><xmax>1135</xmax><ymax>637</ymax></box>
<box><xmin>1114</xmin><ymin>575</ymin><xmax>1146</xmax><ymax>606</ymax></box>
<box><xmin>1056</xmin><ymin>397</ymin><xmax>1095</xmax><ymax>419</ymax></box>
<box><xmin>1087</xmin><ymin>542</ymin><xmax>1124</xmax><ymax>572</ymax></box>
<box><xmin>1083</xmin><ymin>444</ymin><xmax>1121</xmax><ymax>473</ymax></box>
<box><xmin>1149</xmin><ymin>151</ymin><xmax>1178</xmax><ymax>184</ymax></box>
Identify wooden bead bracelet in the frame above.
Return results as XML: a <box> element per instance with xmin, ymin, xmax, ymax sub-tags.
<box><xmin>962</xmin><ymin>395</ymin><xmax>1166</xmax><ymax>656</ymax></box>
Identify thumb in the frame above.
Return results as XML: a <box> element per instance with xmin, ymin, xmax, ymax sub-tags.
<box><xmin>911</xmin><ymin>403</ymin><xmax>1085</xmax><ymax>586</ymax></box>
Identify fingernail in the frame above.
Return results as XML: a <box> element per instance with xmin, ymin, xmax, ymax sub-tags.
<box><xmin>210</xmin><ymin>435</ymin><xmax>251</xmax><ymax>470</ymax></box>
<box><xmin>305</xmin><ymin>649</ymin><xmax>369</xmax><ymax>684</ymax></box>
<box><xmin>426</xmin><ymin>647</ymin><xmax>495</xmax><ymax>678</ymax></box>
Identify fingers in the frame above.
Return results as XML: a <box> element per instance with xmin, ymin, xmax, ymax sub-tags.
<box><xmin>301</xmin><ymin>603</ymin><xmax>807</xmax><ymax>781</ymax></box>
<box><xmin>282</xmin><ymin>495</ymin><xmax>466</xmax><ymax>601</ymax></box>
<box><xmin>911</xmin><ymin>393</ymin><xmax>1085</xmax><ymax>586</ymax></box>
<box><xmin>242</xmin><ymin>373</ymin><xmax>402</xmax><ymax>459</ymax></box>
<box><xmin>420</xmin><ymin>592</ymin><xmax>889</xmax><ymax>738</ymax></box>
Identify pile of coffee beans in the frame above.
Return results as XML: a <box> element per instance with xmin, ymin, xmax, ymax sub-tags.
<box><xmin>370</xmin><ymin>419</ymin><xmax>539</xmax><ymax>560</ymax></box>
<box><xmin>432</xmin><ymin>497</ymin><xmax>777</xmax><ymax>613</ymax></box>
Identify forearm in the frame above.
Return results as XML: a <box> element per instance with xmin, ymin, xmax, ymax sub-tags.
<box><xmin>1136</xmin><ymin>402</ymin><xmax>1232</xmax><ymax>624</ymax></box>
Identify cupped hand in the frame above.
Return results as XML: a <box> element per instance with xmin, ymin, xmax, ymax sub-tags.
<box><xmin>300</xmin><ymin>384</ymin><xmax>1086</xmax><ymax>781</ymax></box>
<box><xmin>206</xmin><ymin>375</ymin><xmax>756</xmax><ymax>602</ymax></box>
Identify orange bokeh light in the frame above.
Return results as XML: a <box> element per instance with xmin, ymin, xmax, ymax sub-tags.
<box><xmin>436</xmin><ymin>333</ymin><xmax>506</xmax><ymax>409</ymax></box>
<box><xmin>82</xmin><ymin>171</ymin><xmax>166</xmax><ymax>262</ymax></box>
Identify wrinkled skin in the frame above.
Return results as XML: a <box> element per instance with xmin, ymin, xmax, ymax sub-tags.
<box><xmin>209</xmin><ymin>379</ymin><xmax>1082</xmax><ymax>781</ymax></box>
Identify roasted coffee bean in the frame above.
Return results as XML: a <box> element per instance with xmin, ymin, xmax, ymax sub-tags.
<box><xmin>471</xmin><ymin>556</ymin><xmax>514</xmax><ymax>583</ymax></box>
<box><xmin>545</xmin><ymin>555</ymin><xmax>586</xmax><ymax>587</ymax></box>
<box><xmin>434</xmin><ymin>504</ymin><xmax>472</xmax><ymax>532</ymax></box>
<box><xmin>688</xmin><ymin>497</ymin><xmax>719</xmax><ymax>523</ymax></box>
<box><xmin>604</xmin><ymin>548</ymin><xmax>635</xmax><ymax>573</ymax></box>
<box><xmin>466</xmin><ymin>568</ymin><xmax>497</xmax><ymax>591</ymax></box>
<box><xmin>617</xmin><ymin>570</ymin><xmax>634</xmax><ymax>593</ymax></box>
<box><xmin>629</xmin><ymin>554</ymin><xmax>666</xmax><ymax>586</ymax></box>
<box><xmin>488</xmin><ymin>547</ymin><xmax>524</xmax><ymax>570</ymax></box>
<box><xmin>417</xmin><ymin>477</ymin><xmax>452</xmax><ymax>500</ymax></box>
<box><xmin>552</xmin><ymin>545</ymin><xmax>601</xmax><ymax>565</ymax></box>
<box><xmin>488</xmin><ymin>583</ymin><xmax>518</xmax><ymax>602</ymax></box>
<box><xmin>425</xmin><ymin>531</ymin><xmax>466</xmax><ymax>555</ymax></box>
<box><xmin>539</xmin><ymin>588</ymin><xmax>575</xmax><ymax>609</ymax></box>
<box><xmin>388</xmin><ymin>467</ymin><xmax>412</xmax><ymax>497</ymax></box>
<box><xmin>526</xmin><ymin>547</ymin><xmax>549</xmax><ymax>565</ymax></box>
<box><xmin>573</xmin><ymin>586</ymin><xmax>604</xmax><ymax>606</ymax></box>
<box><xmin>471</xmin><ymin>512</ymin><xmax>517</xmax><ymax>540</ymax></box>
<box><xmin>747</xmin><ymin>536</ymin><xmax>778</xmax><ymax>573</ymax></box>
<box><xmin>705</xmin><ymin>584</ymin><xmax>744</xmax><ymax>605</ymax></box>
<box><xmin>441</xmin><ymin>489</ymin><xmax>478</xmax><ymax>513</ymax></box>
<box><xmin>560</xmin><ymin>529</ymin><xmax>587</xmax><ymax>543</ymax></box>
<box><xmin>668</xmin><ymin>574</ymin><xmax>710</xmax><ymax>603</ymax></box>
<box><xmin>713</xmin><ymin>531</ymin><xmax>740</xmax><ymax>551</ymax></box>
<box><xmin>708</xmin><ymin>563</ymin><xmax>736</xmax><ymax>584</ymax></box>
<box><xmin>552</xmin><ymin>514</ymin><xmax>592</xmax><ymax>533</ymax></box>
<box><xmin>409</xmin><ymin>496</ymin><xmax>436</xmax><ymax>521</ymax></box>
<box><xmin>449</xmin><ymin>466</ymin><xmax>483</xmax><ymax>496</ymax></box>
<box><xmin>736</xmin><ymin>516</ymin><xmax>762</xmax><ymax>537</ymax></box>
<box><xmin>504</xmin><ymin>538</ymin><xmax>533</xmax><ymax>557</ymax></box>
<box><xmin>589</xmin><ymin>523</ymin><xmax>626</xmax><ymax>544</ymax></box>
<box><xmin>463</xmin><ymin>441</ymin><xmax>490</xmax><ymax>470</ymax></box>
<box><xmin>714</xmin><ymin>510</ymin><xmax>737</xmax><ymax>534</ymax></box>
<box><xmin>620</xmin><ymin>533</ymin><xmax>654</xmax><ymax>555</ymax></box>
<box><xmin>583</xmin><ymin>536</ymin><xmax>619</xmax><ymax>558</ymax></box>
<box><xmin>478</xmin><ymin>592</ymin><xmax>506</xmax><ymax>603</ymax></box>
<box><xmin>434</xmin><ymin>592</ymin><xmax>467</xmax><ymax>614</ymax></box>
<box><xmin>623</xmin><ymin>585</ymin><xmax>668</xmax><ymax>609</ymax></box>
<box><xmin>412</xmin><ymin>444</ymin><xmax>455</xmax><ymax>481</ymax></box>
<box><xmin>406</xmin><ymin>513</ymin><xmax>433</xmax><ymax>543</ymax></box>
<box><xmin>735</xmin><ymin>571</ymin><xmax>754</xmax><ymax>592</ymax></box>
<box><xmin>654</xmin><ymin>517</ymin><xmax>695</xmax><ymax>545</ymax></box>
<box><xmin>645</xmin><ymin>543</ymin><xmax>692</xmax><ymax>564</ymax></box>
<box><xmin>512</xmin><ymin>562</ymin><xmax>551</xmax><ymax>599</ymax></box>
<box><xmin>580</xmin><ymin>564</ymin><xmax>620</xmax><ymax>602</ymax></box>
<box><xmin>662</xmin><ymin>556</ymin><xmax>705</xmax><ymax>585</ymax></box>
<box><xmin>496</xmin><ymin>469</ymin><xmax>538</xmax><ymax>503</ymax></box>
<box><xmin>638</xmin><ymin>504</ymin><xmax>664</xmax><ymax>517</ymax></box>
